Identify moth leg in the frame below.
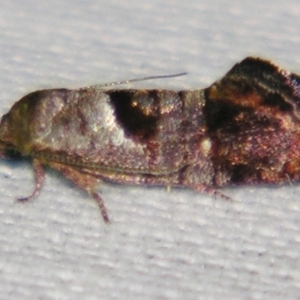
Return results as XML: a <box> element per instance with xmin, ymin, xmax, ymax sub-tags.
<box><xmin>188</xmin><ymin>184</ymin><xmax>233</xmax><ymax>202</ymax></box>
<box><xmin>17</xmin><ymin>159</ymin><xmax>45</xmax><ymax>202</ymax></box>
<box><xmin>49</xmin><ymin>162</ymin><xmax>109</xmax><ymax>223</ymax></box>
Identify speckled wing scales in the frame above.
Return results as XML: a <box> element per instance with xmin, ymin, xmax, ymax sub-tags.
<box><xmin>2</xmin><ymin>57</ymin><xmax>300</xmax><ymax>222</ymax></box>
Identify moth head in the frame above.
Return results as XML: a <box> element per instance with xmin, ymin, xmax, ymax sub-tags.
<box><xmin>0</xmin><ymin>90</ymin><xmax>46</xmax><ymax>156</ymax></box>
<box><xmin>0</xmin><ymin>89</ymin><xmax>69</xmax><ymax>158</ymax></box>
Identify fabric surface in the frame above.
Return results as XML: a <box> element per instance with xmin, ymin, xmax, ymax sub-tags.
<box><xmin>0</xmin><ymin>1</ymin><xmax>300</xmax><ymax>299</ymax></box>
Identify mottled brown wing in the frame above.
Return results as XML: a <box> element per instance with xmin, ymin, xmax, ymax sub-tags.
<box><xmin>204</xmin><ymin>57</ymin><xmax>300</xmax><ymax>185</ymax></box>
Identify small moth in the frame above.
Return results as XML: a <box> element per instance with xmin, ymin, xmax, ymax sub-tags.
<box><xmin>1</xmin><ymin>57</ymin><xmax>300</xmax><ymax>222</ymax></box>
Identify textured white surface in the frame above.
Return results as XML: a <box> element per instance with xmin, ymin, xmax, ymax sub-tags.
<box><xmin>1</xmin><ymin>1</ymin><xmax>300</xmax><ymax>299</ymax></box>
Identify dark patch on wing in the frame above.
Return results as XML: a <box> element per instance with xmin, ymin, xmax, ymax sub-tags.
<box><xmin>108</xmin><ymin>90</ymin><xmax>160</xmax><ymax>141</ymax></box>
<box><xmin>203</xmin><ymin>96</ymin><xmax>251</xmax><ymax>133</ymax></box>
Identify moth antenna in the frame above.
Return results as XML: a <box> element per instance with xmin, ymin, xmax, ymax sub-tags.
<box><xmin>84</xmin><ymin>72</ymin><xmax>187</xmax><ymax>89</ymax></box>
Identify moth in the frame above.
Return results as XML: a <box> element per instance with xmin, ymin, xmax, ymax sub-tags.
<box><xmin>1</xmin><ymin>57</ymin><xmax>299</xmax><ymax>222</ymax></box>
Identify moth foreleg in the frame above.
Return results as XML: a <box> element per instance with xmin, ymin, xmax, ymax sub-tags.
<box><xmin>17</xmin><ymin>159</ymin><xmax>45</xmax><ymax>202</ymax></box>
<box><xmin>49</xmin><ymin>162</ymin><xmax>110</xmax><ymax>223</ymax></box>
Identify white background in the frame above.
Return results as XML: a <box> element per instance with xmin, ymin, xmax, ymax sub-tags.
<box><xmin>0</xmin><ymin>1</ymin><xmax>300</xmax><ymax>299</ymax></box>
